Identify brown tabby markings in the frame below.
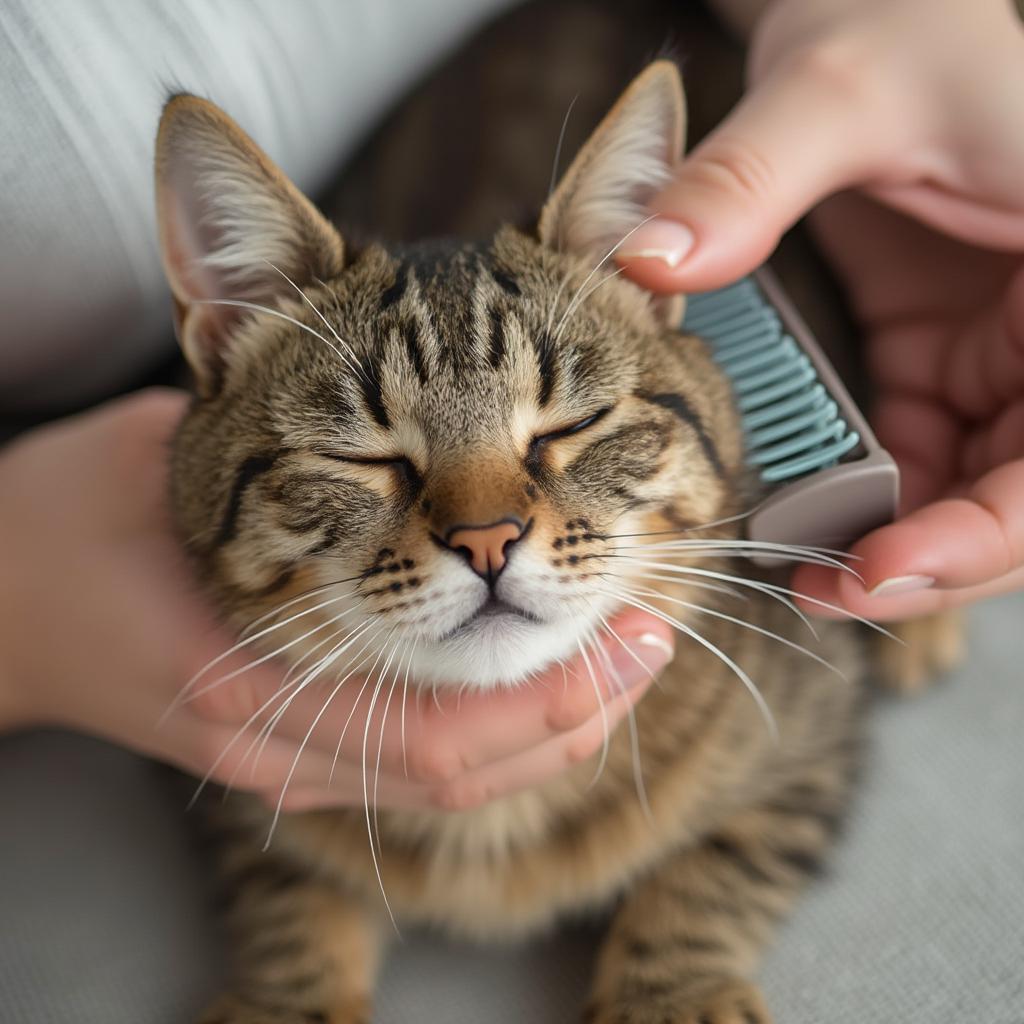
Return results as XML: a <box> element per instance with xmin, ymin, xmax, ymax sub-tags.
<box><xmin>157</xmin><ymin>64</ymin><xmax>883</xmax><ymax>1024</ymax></box>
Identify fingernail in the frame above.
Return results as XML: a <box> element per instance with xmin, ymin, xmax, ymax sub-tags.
<box><xmin>868</xmin><ymin>574</ymin><xmax>935</xmax><ymax>598</ymax></box>
<box><xmin>609</xmin><ymin>632</ymin><xmax>674</xmax><ymax>689</ymax></box>
<box><xmin>617</xmin><ymin>218</ymin><xmax>695</xmax><ymax>268</ymax></box>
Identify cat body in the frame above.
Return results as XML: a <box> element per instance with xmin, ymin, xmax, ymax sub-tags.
<box><xmin>159</xmin><ymin>64</ymin><xmax>865</xmax><ymax>1024</ymax></box>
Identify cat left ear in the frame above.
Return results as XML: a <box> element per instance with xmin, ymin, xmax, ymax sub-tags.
<box><xmin>155</xmin><ymin>94</ymin><xmax>344</xmax><ymax>394</ymax></box>
<box><xmin>539</xmin><ymin>61</ymin><xmax>686</xmax><ymax>323</ymax></box>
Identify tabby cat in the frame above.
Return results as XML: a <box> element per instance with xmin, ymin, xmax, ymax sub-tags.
<box><xmin>158</xmin><ymin>63</ymin><xmax>868</xmax><ymax>1024</ymax></box>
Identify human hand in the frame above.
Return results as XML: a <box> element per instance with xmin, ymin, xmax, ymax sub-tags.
<box><xmin>0</xmin><ymin>389</ymin><xmax>674</xmax><ymax>808</ymax></box>
<box><xmin>617</xmin><ymin>0</ymin><xmax>1024</xmax><ymax>619</ymax></box>
<box><xmin>790</xmin><ymin>195</ymin><xmax>1023</xmax><ymax>620</ymax></box>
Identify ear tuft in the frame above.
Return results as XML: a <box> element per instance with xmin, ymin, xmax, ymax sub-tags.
<box><xmin>155</xmin><ymin>94</ymin><xmax>343</xmax><ymax>393</ymax></box>
<box><xmin>539</xmin><ymin>61</ymin><xmax>685</xmax><ymax>262</ymax></box>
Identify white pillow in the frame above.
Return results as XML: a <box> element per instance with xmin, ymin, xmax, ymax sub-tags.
<box><xmin>0</xmin><ymin>0</ymin><xmax>513</xmax><ymax>411</ymax></box>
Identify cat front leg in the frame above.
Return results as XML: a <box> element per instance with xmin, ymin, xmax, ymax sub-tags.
<box><xmin>197</xmin><ymin>837</ymin><xmax>385</xmax><ymax>1024</ymax></box>
<box><xmin>583</xmin><ymin>781</ymin><xmax>847</xmax><ymax>1024</ymax></box>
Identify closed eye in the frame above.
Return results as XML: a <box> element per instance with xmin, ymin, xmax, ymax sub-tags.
<box><xmin>525</xmin><ymin>406</ymin><xmax>613</xmax><ymax>477</ymax></box>
<box><xmin>531</xmin><ymin>406</ymin><xmax>612</xmax><ymax>446</ymax></box>
<box><xmin>320</xmin><ymin>453</ymin><xmax>423</xmax><ymax>493</ymax></box>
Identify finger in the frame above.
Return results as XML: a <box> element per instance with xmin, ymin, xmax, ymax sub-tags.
<box><xmin>792</xmin><ymin>458</ymin><xmax>1024</xmax><ymax>619</ymax></box>
<box><xmin>263</xmin><ymin>684</ymin><xmax>648</xmax><ymax>814</ymax></box>
<box><xmin>263</xmin><ymin>768</ymin><xmax>433</xmax><ymax>814</ymax></box>
<box><xmin>268</xmin><ymin>774</ymin><xmax>432</xmax><ymax>815</ymax></box>
<box><xmin>250</xmin><ymin>610</ymin><xmax>674</xmax><ymax>786</ymax></box>
<box><xmin>793</xmin><ymin>560</ymin><xmax>1024</xmax><ymax>621</ymax></box>
<box><xmin>961</xmin><ymin>398</ymin><xmax>1024</xmax><ymax>481</ymax></box>
<box><xmin>809</xmin><ymin>194</ymin><xmax>1019</xmax><ymax>325</ymax></box>
<box><xmin>867</xmin><ymin>181</ymin><xmax>1024</xmax><ymax>255</ymax></box>
<box><xmin>189</xmin><ymin>720</ymin><xmax>354</xmax><ymax>793</ymax></box>
<box><xmin>941</xmin><ymin>268</ymin><xmax>1024</xmax><ymax>421</ymax></box>
<box><xmin>427</xmin><ymin>684</ymin><xmax>649</xmax><ymax>812</ymax></box>
<box><xmin>869</xmin><ymin>393</ymin><xmax>961</xmax><ymax>512</ymax></box>
<box><xmin>150</xmin><ymin>710</ymin><xmax>346</xmax><ymax>796</ymax></box>
<box><xmin>617</xmin><ymin>52</ymin><xmax>892</xmax><ymax>293</ymax></box>
<box><xmin>866</xmin><ymin>321</ymin><xmax>955</xmax><ymax>399</ymax></box>
<box><xmin>857</xmin><ymin>460</ymin><xmax>1024</xmax><ymax>591</ymax></box>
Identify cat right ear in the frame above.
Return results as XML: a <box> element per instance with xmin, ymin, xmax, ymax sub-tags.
<box><xmin>155</xmin><ymin>94</ymin><xmax>344</xmax><ymax>395</ymax></box>
<box><xmin>539</xmin><ymin>61</ymin><xmax>685</xmax><ymax>260</ymax></box>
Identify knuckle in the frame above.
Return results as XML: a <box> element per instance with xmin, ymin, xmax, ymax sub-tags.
<box><xmin>566</xmin><ymin>729</ymin><xmax>602</xmax><ymax>765</ymax></box>
<box><xmin>690</xmin><ymin>139</ymin><xmax>779</xmax><ymax>207</ymax></box>
<box><xmin>547</xmin><ymin>705</ymin><xmax>581</xmax><ymax>734</ymax></box>
<box><xmin>188</xmin><ymin>678</ymin><xmax>256</xmax><ymax>723</ymax></box>
<box><xmin>548</xmin><ymin>686</ymin><xmax>598</xmax><ymax>733</ymax></box>
<box><xmin>408</xmin><ymin>744</ymin><xmax>463</xmax><ymax>785</ymax></box>
<box><xmin>783</xmin><ymin>38</ymin><xmax>875</xmax><ymax>104</ymax></box>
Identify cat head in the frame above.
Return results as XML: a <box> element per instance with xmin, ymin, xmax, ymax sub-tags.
<box><xmin>157</xmin><ymin>62</ymin><xmax>744</xmax><ymax>688</ymax></box>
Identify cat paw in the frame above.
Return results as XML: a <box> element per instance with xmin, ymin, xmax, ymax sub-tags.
<box><xmin>874</xmin><ymin>609</ymin><xmax>965</xmax><ymax>693</ymax></box>
<box><xmin>198</xmin><ymin>994</ymin><xmax>368</xmax><ymax>1024</ymax></box>
<box><xmin>583</xmin><ymin>978</ymin><xmax>772</xmax><ymax>1024</ymax></box>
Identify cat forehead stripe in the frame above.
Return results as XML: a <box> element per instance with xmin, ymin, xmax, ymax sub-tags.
<box><xmin>379</xmin><ymin>263</ymin><xmax>409</xmax><ymax>310</ymax></box>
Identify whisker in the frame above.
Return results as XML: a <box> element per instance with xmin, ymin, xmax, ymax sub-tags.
<box><xmin>196</xmin><ymin>298</ymin><xmax>358</xmax><ymax>372</ymax></box>
<box><xmin>262</xmin><ymin>259</ymin><xmax>364</xmax><ymax>374</ymax></box>
<box><xmin>608</xmin><ymin>558</ymin><xmax>896</xmax><ymax>640</ymax></box>
<box><xmin>373</xmin><ymin>632</ymin><xmax>412</xmax><ymax>863</ymax></box>
<box><xmin>548</xmin><ymin>93</ymin><xmax>579</xmax><ymax>202</ymax></box>
<box><xmin>243</xmin><ymin>620</ymin><xmax>382</xmax><ymax>782</ymax></box>
<box><xmin>262</xmin><ymin>625</ymin><xmax>394</xmax><ymax>849</ymax></box>
<box><xmin>550</xmin><ymin>214</ymin><xmax>658</xmax><ymax>344</ymax></box>
<box><xmin>592</xmin><ymin>568</ymin><xmax>748</xmax><ymax>604</ymax></box>
<box><xmin>552</xmin><ymin>268</ymin><xmax>626</xmax><ymax>347</ymax></box>
<box><xmin>575</xmin><ymin>635</ymin><xmax>610</xmax><ymax>788</ymax></box>
<box><xmin>603</xmin><ymin>558</ymin><xmax>818</xmax><ymax>638</ymax></box>
<box><xmin>239</xmin><ymin>576</ymin><xmax>361</xmax><ymax>640</ymax></box>
<box><xmin>277</xmin><ymin>620</ymin><xmax>359</xmax><ymax>691</ymax></box>
<box><xmin>593</xmin><ymin>584</ymin><xmax>779</xmax><ymax>743</ymax></box>
<box><xmin>596</xmin><ymin>502</ymin><xmax>769</xmax><ymax>541</ymax></box>
<box><xmin>400</xmin><ymin>637</ymin><xmax>418</xmax><ymax>780</ymax></box>
<box><xmin>186</xmin><ymin>617</ymin><xmax>377</xmax><ymax>809</ymax></box>
<box><xmin>164</xmin><ymin>588</ymin><xmax>360</xmax><ymax>722</ymax></box>
<box><xmin>585</xmin><ymin>604</ymin><xmax>654</xmax><ymax>826</ymax></box>
<box><xmin>360</xmin><ymin>633</ymin><xmax>405</xmax><ymax>935</ymax></box>
<box><xmin>611</xmin><ymin>539</ymin><xmax>861</xmax><ymax>579</ymax></box>
<box><xmin>620</xmin><ymin>582</ymin><xmax>847</xmax><ymax>682</ymax></box>
<box><xmin>177</xmin><ymin>600</ymin><xmax>363</xmax><ymax>709</ymax></box>
<box><xmin>326</xmin><ymin>629</ymin><xmax>398</xmax><ymax>787</ymax></box>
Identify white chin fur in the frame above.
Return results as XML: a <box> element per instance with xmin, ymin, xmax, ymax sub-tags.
<box><xmin>407</xmin><ymin>615</ymin><xmax>588</xmax><ymax>690</ymax></box>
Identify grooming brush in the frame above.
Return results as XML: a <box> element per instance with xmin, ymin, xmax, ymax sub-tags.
<box><xmin>682</xmin><ymin>267</ymin><xmax>898</xmax><ymax>565</ymax></box>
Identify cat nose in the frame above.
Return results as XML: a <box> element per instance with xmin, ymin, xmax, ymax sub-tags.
<box><xmin>443</xmin><ymin>518</ymin><xmax>528</xmax><ymax>583</ymax></box>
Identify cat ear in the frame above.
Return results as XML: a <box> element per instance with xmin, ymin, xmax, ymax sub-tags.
<box><xmin>155</xmin><ymin>94</ymin><xmax>344</xmax><ymax>394</ymax></box>
<box><xmin>538</xmin><ymin>61</ymin><xmax>686</xmax><ymax>323</ymax></box>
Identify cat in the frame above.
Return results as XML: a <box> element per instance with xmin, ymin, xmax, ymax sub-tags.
<box><xmin>158</xmin><ymin>62</ymin><xmax>870</xmax><ymax>1024</ymax></box>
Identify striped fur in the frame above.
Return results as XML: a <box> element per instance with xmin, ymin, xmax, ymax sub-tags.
<box><xmin>158</xmin><ymin>64</ymin><xmax>869</xmax><ymax>1024</ymax></box>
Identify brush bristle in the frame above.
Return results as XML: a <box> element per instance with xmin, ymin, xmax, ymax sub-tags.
<box><xmin>683</xmin><ymin>278</ymin><xmax>860</xmax><ymax>483</ymax></box>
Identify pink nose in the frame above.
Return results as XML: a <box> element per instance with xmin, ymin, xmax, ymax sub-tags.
<box><xmin>445</xmin><ymin>519</ymin><xmax>526</xmax><ymax>581</ymax></box>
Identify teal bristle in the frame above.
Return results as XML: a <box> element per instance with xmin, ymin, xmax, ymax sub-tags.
<box><xmin>683</xmin><ymin>278</ymin><xmax>861</xmax><ymax>484</ymax></box>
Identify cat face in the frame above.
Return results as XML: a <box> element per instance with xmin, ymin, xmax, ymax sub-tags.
<box><xmin>158</xmin><ymin>64</ymin><xmax>744</xmax><ymax>687</ymax></box>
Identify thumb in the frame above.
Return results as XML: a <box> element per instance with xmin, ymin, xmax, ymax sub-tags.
<box><xmin>618</xmin><ymin>55</ymin><xmax>890</xmax><ymax>293</ymax></box>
